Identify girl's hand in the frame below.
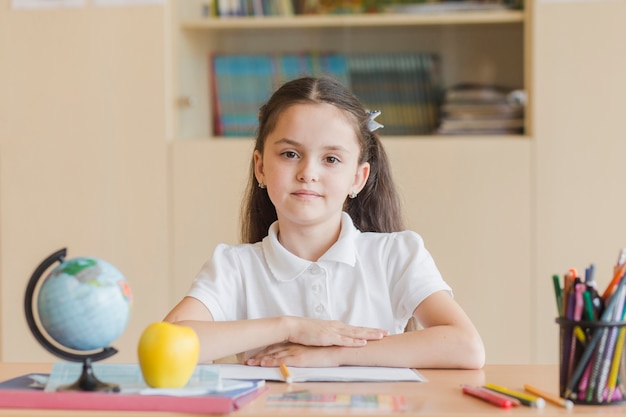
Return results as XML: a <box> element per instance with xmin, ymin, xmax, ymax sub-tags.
<box><xmin>245</xmin><ymin>342</ymin><xmax>341</xmax><ymax>367</ymax></box>
<box><xmin>284</xmin><ymin>317</ymin><xmax>387</xmax><ymax>347</ymax></box>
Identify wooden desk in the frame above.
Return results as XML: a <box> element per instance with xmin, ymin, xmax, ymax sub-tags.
<box><xmin>1</xmin><ymin>362</ymin><xmax>625</xmax><ymax>416</ymax></box>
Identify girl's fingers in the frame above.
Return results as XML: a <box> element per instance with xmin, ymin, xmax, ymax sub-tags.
<box><xmin>356</xmin><ymin>327</ymin><xmax>388</xmax><ymax>339</ymax></box>
<box><xmin>287</xmin><ymin>317</ymin><xmax>388</xmax><ymax>346</ymax></box>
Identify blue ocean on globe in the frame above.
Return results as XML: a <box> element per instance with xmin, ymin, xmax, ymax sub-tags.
<box><xmin>37</xmin><ymin>257</ymin><xmax>132</xmax><ymax>351</ymax></box>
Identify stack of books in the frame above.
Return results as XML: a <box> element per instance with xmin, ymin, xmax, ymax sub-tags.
<box><xmin>349</xmin><ymin>53</ymin><xmax>440</xmax><ymax>135</ymax></box>
<box><xmin>211</xmin><ymin>52</ymin><xmax>349</xmax><ymax>137</ymax></box>
<box><xmin>385</xmin><ymin>0</ymin><xmax>522</xmax><ymax>14</ymax></box>
<box><xmin>211</xmin><ymin>51</ymin><xmax>441</xmax><ymax>137</ymax></box>
<box><xmin>209</xmin><ymin>0</ymin><xmax>297</xmax><ymax>17</ymax></box>
<box><xmin>205</xmin><ymin>1</ymin><xmax>523</xmax><ymax>17</ymax></box>
<box><xmin>0</xmin><ymin>363</ymin><xmax>267</xmax><ymax>414</ymax></box>
<box><xmin>436</xmin><ymin>83</ymin><xmax>525</xmax><ymax>135</ymax></box>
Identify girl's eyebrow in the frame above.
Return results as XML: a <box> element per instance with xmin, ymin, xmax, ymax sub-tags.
<box><xmin>272</xmin><ymin>137</ymin><xmax>350</xmax><ymax>152</ymax></box>
<box><xmin>271</xmin><ymin>138</ymin><xmax>299</xmax><ymax>146</ymax></box>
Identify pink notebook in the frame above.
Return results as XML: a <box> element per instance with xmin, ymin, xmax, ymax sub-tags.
<box><xmin>0</xmin><ymin>373</ymin><xmax>267</xmax><ymax>414</ymax></box>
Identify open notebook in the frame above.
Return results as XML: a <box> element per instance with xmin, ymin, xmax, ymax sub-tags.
<box><xmin>217</xmin><ymin>364</ymin><xmax>426</xmax><ymax>383</ymax></box>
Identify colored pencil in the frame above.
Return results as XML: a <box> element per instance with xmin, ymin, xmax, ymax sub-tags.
<box><xmin>523</xmin><ymin>384</ymin><xmax>573</xmax><ymax>409</ymax></box>
<box><xmin>279</xmin><ymin>363</ymin><xmax>293</xmax><ymax>383</ymax></box>
<box><xmin>484</xmin><ymin>383</ymin><xmax>545</xmax><ymax>408</ymax></box>
<box><xmin>461</xmin><ymin>385</ymin><xmax>519</xmax><ymax>408</ymax></box>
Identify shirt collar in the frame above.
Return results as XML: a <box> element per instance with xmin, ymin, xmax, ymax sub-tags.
<box><xmin>262</xmin><ymin>212</ymin><xmax>359</xmax><ymax>282</ymax></box>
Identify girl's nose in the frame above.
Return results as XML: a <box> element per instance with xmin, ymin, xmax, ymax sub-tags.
<box><xmin>296</xmin><ymin>159</ymin><xmax>319</xmax><ymax>183</ymax></box>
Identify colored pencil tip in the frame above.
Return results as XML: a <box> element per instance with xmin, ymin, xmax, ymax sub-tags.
<box><xmin>564</xmin><ymin>399</ymin><xmax>574</xmax><ymax>410</ymax></box>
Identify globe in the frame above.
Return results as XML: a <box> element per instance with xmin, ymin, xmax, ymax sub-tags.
<box><xmin>24</xmin><ymin>248</ymin><xmax>133</xmax><ymax>392</ymax></box>
<box><xmin>37</xmin><ymin>255</ymin><xmax>132</xmax><ymax>351</ymax></box>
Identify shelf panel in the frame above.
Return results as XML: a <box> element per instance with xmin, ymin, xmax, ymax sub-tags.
<box><xmin>173</xmin><ymin>134</ymin><xmax>530</xmax><ymax>142</ymax></box>
<box><xmin>181</xmin><ymin>10</ymin><xmax>524</xmax><ymax>30</ymax></box>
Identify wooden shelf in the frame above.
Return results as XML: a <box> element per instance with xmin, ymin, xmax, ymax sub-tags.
<box><xmin>177</xmin><ymin>134</ymin><xmax>530</xmax><ymax>142</ymax></box>
<box><xmin>181</xmin><ymin>10</ymin><xmax>524</xmax><ymax>30</ymax></box>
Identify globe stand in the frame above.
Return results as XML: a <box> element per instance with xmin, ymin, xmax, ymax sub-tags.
<box><xmin>56</xmin><ymin>357</ymin><xmax>120</xmax><ymax>393</ymax></box>
<box><xmin>24</xmin><ymin>248</ymin><xmax>122</xmax><ymax>393</ymax></box>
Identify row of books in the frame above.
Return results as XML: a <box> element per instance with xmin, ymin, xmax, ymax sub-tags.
<box><xmin>206</xmin><ymin>1</ymin><xmax>522</xmax><ymax>18</ymax></box>
<box><xmin>437</xmin><ymin>83</ymin><xmax>525</xmax><ymax>135</ymax></box>
<box><xmin>386</xmin><ymin>0</ymin><xmax>523</xmax><ymax>14</ymax></box>
<box><xmin>211</xmin><ymin>52</ymin><xmax>441</xmax><ymax>137</ymax></box>
<box><xmin>208</xmin><ymin>0</ymin><xmax>298</xmax><ymax>17</ymax></box>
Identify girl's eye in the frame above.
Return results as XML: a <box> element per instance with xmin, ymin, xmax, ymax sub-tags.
<box><xmin>325</xmin><ymin>156</ymin><xmax>340</xmax><ymax>164</ymax></box>
<box><xmin>281</xmin><ymin>151</ymin><xmax>298</xmax><ymax>159</ymax></box>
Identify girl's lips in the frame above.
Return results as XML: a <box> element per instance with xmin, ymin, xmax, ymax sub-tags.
<box><xmin>292</xmin><ymin>190</ymin><xmax>321</xmax><ymax>197</ymax></box>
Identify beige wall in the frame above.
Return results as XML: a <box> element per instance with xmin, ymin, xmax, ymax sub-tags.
<box><xmin>0</xmin><ymin>1</ymin><xmax>169</xmax><ymax>362</ymax></box>
<box><xmin>1</xmin><ymin>0</ymin><xmax>626</xmax><ymax>365</ymax></box>
<box><xmin>533</xmin><ymin>0</ymin><xmax>626</xmax><ymax>363</ymax></box>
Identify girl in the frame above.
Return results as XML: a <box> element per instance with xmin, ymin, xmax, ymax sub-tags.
<box><xmin>164</xmin><ymin>76</ymin><xmax>485</xmax><ymax>369</ymax></box>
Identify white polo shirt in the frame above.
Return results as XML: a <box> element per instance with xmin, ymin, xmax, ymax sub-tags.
<box><xmin>187</xmin><ymin>212</ymin><xmax>451</xmax><ymax>335</ymax></box>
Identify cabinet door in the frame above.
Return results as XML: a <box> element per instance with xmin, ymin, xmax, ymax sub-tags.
<box><xmin>387</xmin><ymin>139</ymin><xmax>532</xmax><ymax>364</ymax></box>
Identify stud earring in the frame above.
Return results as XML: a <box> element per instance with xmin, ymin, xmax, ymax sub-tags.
<box><xmin>258</xmin><ymin>181</ymin><xmax>266</xmax><ymax>189</ymax></box>
<box><xmin>349</xmin><ymin>191</ymin><xmax>357</xmax><ymax>199</ymax></box>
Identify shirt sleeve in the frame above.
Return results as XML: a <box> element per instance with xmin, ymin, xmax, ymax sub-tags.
<box><xmin>385</xmin><ymin>231</ymin><xmax>452</xmax><ymax>322</ymax></box>
<box><xmin>186</xmin><ymin>244</ymin><xmax>245</xmax><ymax>322</ymax></box>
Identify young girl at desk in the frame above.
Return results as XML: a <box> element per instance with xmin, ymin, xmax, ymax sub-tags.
<box><xmin>165</xmin><ymin>76</ymin><xmax>485</xmax><ymax>370</ymax></box>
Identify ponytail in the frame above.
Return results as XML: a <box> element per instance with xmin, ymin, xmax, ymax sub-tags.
<box><xmin>345</xmin><ymin>131</ymin><xmax>404</xmax><ymax>233</ymax></box>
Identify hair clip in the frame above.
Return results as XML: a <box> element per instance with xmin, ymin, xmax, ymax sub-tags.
<box><xmin>366</xmin><ymin>110</ymin><xmax>383</xmax><ymax>132</ymax></box>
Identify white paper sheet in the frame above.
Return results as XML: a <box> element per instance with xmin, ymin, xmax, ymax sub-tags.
<box><xmin>11</xmin><ymin>0</ymin><xmax>85</xmax><ymax>9</ymax></box>
<box><xmin>217</xmin><ymin>364</ymin><xmax>426</xmax><ymax>383</ymax></box>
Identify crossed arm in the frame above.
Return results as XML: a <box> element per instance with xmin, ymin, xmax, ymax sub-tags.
<box><xmin>163</xmin><ymin>290</ymin><xmax>485</xmax><ymax>370</ymax></box>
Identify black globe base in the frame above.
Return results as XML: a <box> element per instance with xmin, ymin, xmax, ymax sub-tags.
<box><xmin>56</xmin><ymin>358</ymin><xmax>120</xmax><ymax>393</ymax></box>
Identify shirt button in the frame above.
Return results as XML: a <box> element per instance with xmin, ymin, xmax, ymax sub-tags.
<box><xmin>311</xmin><ymin>283</ymin><xmax>320</xmax><ymax>293</ymax></box>
<box><xmin>309</xmin><ymin>265</ymin><xmax>321</xmax><ymax>275</ymax></box>
<box><xmin>315</xmin><ymin>305</ymin><xmax>325</xmax><ymax>314</ymax></box>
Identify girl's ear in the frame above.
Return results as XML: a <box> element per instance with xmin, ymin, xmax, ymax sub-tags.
<box><xmin>353</xmin><ymin>162</ymin><xmax>370</xmax><ymax>193</ymax></box>
<box><xmin>253</xmin><ymin>150</ymin><xmax>264</xmax><ymax>184</ymax></box>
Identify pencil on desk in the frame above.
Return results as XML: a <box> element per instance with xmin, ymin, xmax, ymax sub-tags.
<box><xmin>523</xmin><ymin>384</ymin><xmax>574</xmax><ymax>410</ymax></box>
<box><xmin>461</xmin><ymin>385</ymin><xmax>519</xmax><ymax>409</ymax></box>
<box><xmin>280</xmin><ymin>363</ymin><xmax>293</xmax><ymax>383</ymax></box>
<box><xmin>484</xmin><ymin>383</ymin><xmax>545</xmax><ymax>408</ymax></box>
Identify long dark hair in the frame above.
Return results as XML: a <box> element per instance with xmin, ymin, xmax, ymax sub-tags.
<box><xmin>240</xmin><ymin>76</ymin><xmax>404</xmax><ymax>243</ymax></box>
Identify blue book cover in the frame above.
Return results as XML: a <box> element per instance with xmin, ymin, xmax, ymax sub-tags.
<box><xmin>213</xmin><ymin>54</ymin><xmax>273</xmax><ymax>137</ymax></box>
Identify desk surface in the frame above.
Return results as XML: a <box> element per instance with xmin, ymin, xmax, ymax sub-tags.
<box><xmin>1</xmin><ymin>362</ymin><xmax>624</xmax><ymax>416</ymax></box>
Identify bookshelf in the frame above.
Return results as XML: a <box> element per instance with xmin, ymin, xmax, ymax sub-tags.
<box><xmin>170</xmin><ymin>2</ymin><xmax>529</xmax><ymax>140</ymax></box>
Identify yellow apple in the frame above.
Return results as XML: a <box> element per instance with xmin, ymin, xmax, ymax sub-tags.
<box><xmin>137</xmin><ymin>322</ymin><xmax>200</xmax><ymax>388</ymax></box>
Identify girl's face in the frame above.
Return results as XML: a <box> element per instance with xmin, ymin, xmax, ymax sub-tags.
<box><xmin>254</xmin><ymin>103</ymin><xmax>370</xmax><ymax>231</ymax></box>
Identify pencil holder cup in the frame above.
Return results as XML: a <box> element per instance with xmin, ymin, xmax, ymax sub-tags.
<box><xmin>557</xmin><ymin>317</ymin><xmax>626</xmax><ymax>405</ymax></box>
